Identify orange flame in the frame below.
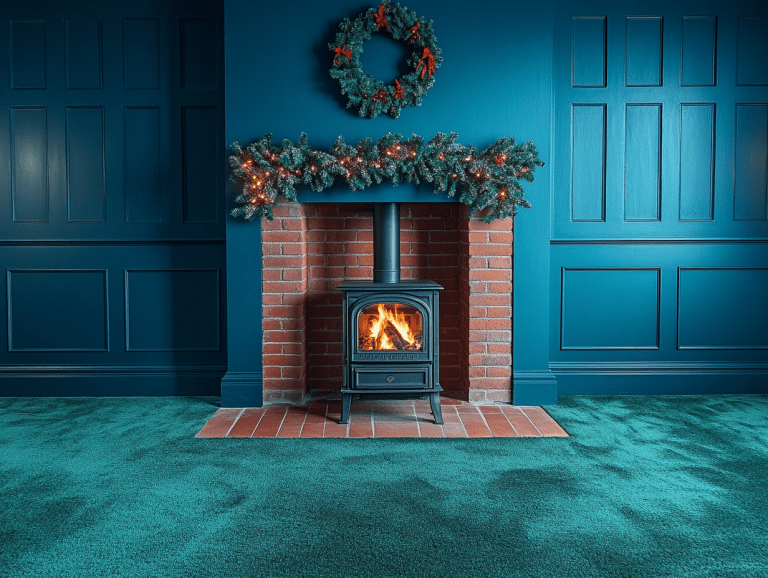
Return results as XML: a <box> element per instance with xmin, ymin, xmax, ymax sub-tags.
<box><xmin>361</xmin><ymin>303</ymin><xmax>420</xmax><ymax>351</ymax></box>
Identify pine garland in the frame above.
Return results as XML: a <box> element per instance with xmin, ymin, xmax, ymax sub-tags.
<box><xmin>329</xmin><ymin>1</ymin><xmax>442</xmax><ymax>119</ymax></box>
<box><xmin>229</xmin><ymin>133</ymin><xmax>544</xmax><ymax>223</ymax></box>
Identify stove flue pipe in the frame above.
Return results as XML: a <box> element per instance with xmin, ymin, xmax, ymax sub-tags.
<box><xmin>372</xmin><ymin>202</ymin><xmax>400</xmax><ymax>283</ymax></box>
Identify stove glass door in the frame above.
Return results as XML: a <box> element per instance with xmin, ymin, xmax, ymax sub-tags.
<box><xmin>357</xmin><ymin>303</ymin><xmax>423</xmax><ymax>351</ymax></box>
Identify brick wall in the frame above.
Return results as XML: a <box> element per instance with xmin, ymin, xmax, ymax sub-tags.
<box><xmin>261</xmin><ymin>202</ymin><xmax>512</xmax><ymax>403</ymax></box>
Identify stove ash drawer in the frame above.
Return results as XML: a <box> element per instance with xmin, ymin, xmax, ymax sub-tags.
<box><xmin>352</xmin><ymin>365</ymin><xmax>431</xmax><ymax>389</ymax></box>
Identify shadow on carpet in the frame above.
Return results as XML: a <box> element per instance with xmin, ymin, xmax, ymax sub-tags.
<box><xmin>0</xmin><ymin>394</ymin><xmax>766</xmax><ymax>577</ymax></box>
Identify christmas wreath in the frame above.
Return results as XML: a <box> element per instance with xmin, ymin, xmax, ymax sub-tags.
<box><xmin>229</xmin><ymin>133</ymin><xmax>544</xmax><ymax>223</ymax></box>
<box><xmin>329</xmin><ymin>1</ymin><xmax>442</xmax><ymax>119</ymax></box>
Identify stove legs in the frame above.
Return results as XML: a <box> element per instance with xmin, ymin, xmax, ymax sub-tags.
<box><xmin>429</xmin><ymin>392</ymin><xmax>443</xmax><ymax>425</ymax></box>
<box><xmin>339</xmin><ymin>393</ymin><xmax>352</xmax><ymax>424</ymax></box>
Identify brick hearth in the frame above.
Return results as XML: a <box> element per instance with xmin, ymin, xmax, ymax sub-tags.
<box><xmin>261</xmin><ymin>203</ymin><xmax>513</xmax><ymax>403</ymax></box>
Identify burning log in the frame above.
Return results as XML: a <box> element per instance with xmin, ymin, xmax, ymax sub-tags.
<box><xmin>382</xmin><ymin>319</ymin><xmax>408</xmax><ymax>350</ymax></box>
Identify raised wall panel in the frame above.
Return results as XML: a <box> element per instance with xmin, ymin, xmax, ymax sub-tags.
<box><xmin>625</xmin><ymin>104</ymin><xmax>661</xmax><ymax>221</ymax></box>
<box><xmin>736</xmin><ymin>17</ymin><xmax>768</xmax><ymax>86</ymax></box>
<box><xmin>679</xmin><ymin>104</ymin><xmax>715</xmax><ymax>221</ymax></box>
<box><xmin>10</xmin><ymin>20</ymin><xmax>46</xmax><ymax>89</ymax></box>
<box><xmin>124</xmin><ymin>107</ymin><xmax>161</xmax><ymax>223</ymax></box>
<box><xmin>7</xmin><ymin>270</ymin><xmax>108</xmax><ymax>351</ymax></box>
<box><xmin>681</xmin><ymin>16</ymin><xmax>716</xmax><ymax>86</ymax></box>
<box><xmin>561</xmin><ymin>268</ymin><xmax>660</xmax><ymax>350</ymax></box>
<box><xmin>66</xmin><ymin>107</ymin><xmax>105</xmax><ymax>223</ymax></box>
<box><xmin>734</xmin><ymin>104</ymin><xmax>768</xmax><ymax>221</ymax></box>
<box><xmin>125</xmin><ymin>270</ymin><xmax>220</xmax><ymax>351</ymax></box>
<box><xmin>65</xmin><ymin>19</ymin><xmax>102</xmax><ymax>89</ymax></box>
<box><xmin>626</xmin><ymin>17</ymin><xmax>662</xmax><ymax>87</ymax></box>
<box><xmin>571</xmin><ymin>104</ymin><xmax>606</xmax><ymax>221</ymax></box>
<box><xmin>180</xmin><ymin>18</ymin><xmax>218</xmax><ymax>89</ymax></box>
<box><xmin>678</xmin><ymin>268</ymin><xmax>768</xmax><ymax>349</ymax></box>
<box><xmin>182</xmin><ymin>107</ymin><xmax>218</xmax><ymax>222</ymax></box>
<box><xmin>123</xmin><ymin>19</ymin><xmax>159</xmax><ymax>89</ymax></box>
<box><xmin>11</xmin><ymin>107</ymin><xmax>48</xmax><ymax>223</ymax></box>
<box><xmin>572</xmin><ymin>16</ymin><xmax>606</xmax><ymax>88</ymax></box>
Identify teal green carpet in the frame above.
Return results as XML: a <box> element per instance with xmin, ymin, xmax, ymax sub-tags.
<box><xmin>1</xmin><ymin>395</ymin><xmax>766</xmax><ymax>577</ymax></box>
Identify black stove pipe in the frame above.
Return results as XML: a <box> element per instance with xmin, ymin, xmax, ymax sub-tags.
<box><xmin>372</xmin><ymin>202</ymin><xmax>400</xmax><ymax>283</ymax></box>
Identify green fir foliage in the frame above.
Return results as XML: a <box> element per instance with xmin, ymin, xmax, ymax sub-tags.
<box><xmin>229</xmin><ymin>133</ymin><xmax>544</xmax><ymax>223</ymax></box>
<box><xmin>329</xmin><ymin>2</ymin><xmax>442</xmax><ymax>119</ymax></box>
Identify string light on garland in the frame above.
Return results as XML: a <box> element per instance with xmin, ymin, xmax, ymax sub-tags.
<box><xmin>329</xmin><ymin>1</ymin><xmax>442</xmax><ymax>119</ymax></box>
<box><xmin>229</xmin><ymin>132</ymin><xmax>544</xmax><ymax>222</ymax></box>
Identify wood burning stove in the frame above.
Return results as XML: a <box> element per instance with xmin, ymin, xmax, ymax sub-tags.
<box><xmin>338</xmin><ymin>202</ymin><xmax>444</xmax><ymax>425</ymax></box>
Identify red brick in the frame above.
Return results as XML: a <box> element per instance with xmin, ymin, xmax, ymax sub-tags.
<box><xmin>469</xmin><ymin>294</ymin><xmax>511</xmax><ymax>306</ymax></box>
<box><xmin>489</xmin><ymin>232</ymin><xmax>514</xmax><ymax>244</ymax></box>
<box><xmin>263</xmin><ymin>319</ymin><xmax>281</xmax><ymax>331</ymax></box>
<box><xmin>488</xmin><ymin>282</ymin><xmax>513</xmax><ymax>293</ymax></box>
<box><xmin>468</xmin><ymin>318</ymin><xmax>511</xmax><ymax>331</ymax></box>
<box><xmin>263</xmin><ymin>343</ymin><xmax>282</xmax><ymax>354</ymax></box>
<box><xmin>468</xmin><ymin>232</ymin><xmax>488</xmax><ymax>243</ymax></box>
<box><xmin>195</xmin><ymin>408</ymin><xmax>242</xmax><ymax>438</ymax></box>
<box><xmin>251</xmin><ymin>406</ymin><xmax>288</xmax><ymax>437</ymax></box>
<box><xmin>263</xmin><ymin>256</ymin><xmax>305</xmax><ymax>269</ymax></box>
<box><xmin>468</xmin><ymin>244</ymin><xmax>513</xmax><ymax>256</ymax></box>
<box><xmin>486</xmin><ymin>366</ymin><xmax>512</xmax><ymax>378</ymax></box>
<box><xmin>271</xmin><ymin>205</ymin><xmax>303</xmax><ymax>218</ymax></box>
<box><xmin>282</xmin><ymin>243</ymin><xmax>306</xmax><ymax>255</ymax></box>
<box><xmin>263</xmin><ymin>231</ymin><xmax>303</xmax><ymax>243</ymax></box>
<box><xmin>486</xmin><ymin>306</ymin><xmax>512</xmax><ymax>318</ymax></box>
<box><xmin>469</xmin><ymin>269</ymin><xmax>510</xmax><ymax>281</ymax></box>
<box><xmin>469</xmin><ymin>354</ymin><xmax>512</xmax><ymax>366</ymax></box>
<box><xmin>488</xmin><ymin>257</ymin><xmax>512</xmax><ymax>269</ymax></box>
<box><xmin>261</xmin><ymin>244</ymin><xmax>281</xmax><ymax>255</ymax></box>
<box><xmin>282</xmin><ymin>269</ymin><xmax>306</xmax><ymax>281</ymax></box>
<box><xmin>262</xmin><ymin>269</ymin><xmax>281</xmax><ymax>281</ymax></box>
<box><xmin>500</xmin><ymin>406</ymin><xmax>541</xmax><ymax>437</ymax></box>
<box><xmin>521</xmin><ymin>407</ymin><xmax>569</xmax><ymax>437</ymax></box>
<box><xmin>308</xmin><ymin>217</ymin><xmax>344</xmax><ymax>230</ymax></box>
<box><xmin>282</xmin><ymin>219</ymin><xmax>306</xmax><ymax>231</ymax></box>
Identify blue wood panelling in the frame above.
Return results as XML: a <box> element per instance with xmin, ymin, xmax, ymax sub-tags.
<box><xmin>679</xmin><ymin>104</ymin><xmax>715</xmax><ymax>221</ymax></box>
<box><xmin>8</xmin><ymin>270</ymin><xmax>108</xmax><ymax>351</ymax></box>
<box><xmin>9</xmin><ymin>20</ymin><xmax>46</xmax><ymax>89</ymax></box>
<box><xmin>11</xmin><ymin>107</ymin><xmax>48</xmax><ymax>223</ymax></box>
<box><xmin>561</xmin><ymin>268</ymin><xmax>660</xmax><ymax>350</ymax></box>
<box><xmin>734</xmin><ymin>104</ymin><xmax>768</xmax><ymax>221</ymax></box>
<box><xmin>123</xmin><ymin>107</ymin><xmax>161</xmax><ymax>223</ymax></box>
<box><xmin>1</xmin><ymin>0</ymin><xmax>226</xmax><ymax>397</ymax></box>
<box><xmin>736</xmin><ymin>17</ymin><xmax>768</xmax><ymax>86</ymax></box>
<box><xmin>681</xmin><ymin>17</ymin><xmax>716</xmax><ymax>86</ymax></box>
<box><xmin>571</xmin><ymin>104</ymin><xmax>606</xmax><ymax>221</ymax></box>
<box><xmin>678</xmin><ymin>268</ymin><xmax>768</xmax><ymax>349</ymax></box>
<box><xmin>182</xmin><ymin>107</ymin><xmax>219</xmax><ymax>223</ymax></box>
<box><xmin>181</xmin><ymin>18</ymin><xmax>218</xmax><ymax>89</ymax></box>
<box><xmin>66</xmin><ymin>106</ymin><xmax>105</xmax><ymax>223</ymax></box>
<box><xmin>626</xmin><ymin>17</ymin><xmax>662</xmax><ymax>87</ymax></box>
<box><xmin>572</xmin><ymin>16</ymin><xmax>606</xmax><ymax>88</ymax></box>
<box><xmin>552</xmin><ymin>0</ymin><xmax>768</xmax><ymax>396</ymax></box>
<box><xmin>65</xmin><ymin>19</ymin><xmax>102</xmax><ymax>89</ymax></box>
<box><xmin>125</xmin><ymin>270</ymin><xmax>220</xmax><ymax>351</ymax></box>
<box><xmin>122</xmin><ymin>19</ymin><xmax>159</xmax><ymax>89</ymax></box>
<box><xmin>624</xmin><ymin>104</ymin><xmax>661</xmax><ymax>221</ymax></box>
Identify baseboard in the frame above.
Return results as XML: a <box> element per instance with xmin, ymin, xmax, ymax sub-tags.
<box><xmin>512</xmin><ymin>370</ymin><xmax>558</xmax><ymax>405</ymax></box>
<box><xmin>550</xmin><ymin>362</ymin><xmax>768</xmax><ymax>395</ymax></box>
<box><xmin>0</xmin><ymin>365</ymin><xmax>226</xmax><ymax>397</ymax></box>
<box><xmin>221</xmin><ymin>371</ymin><xmax>263</xmax><ymax>407</ymax></box>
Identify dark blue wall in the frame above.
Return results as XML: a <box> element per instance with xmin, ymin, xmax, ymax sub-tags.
<box><xmin>223</xmin><ymin>0</ymin><xmax>555</xmax><ymax>406</ymax></box>
<box><xmin>1</xmin><ymin>0</ymin><xmax>227</xmax><ymax>396</ymax></box>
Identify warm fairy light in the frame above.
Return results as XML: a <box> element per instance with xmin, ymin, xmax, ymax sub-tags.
<box><xmin>311</xmin><ymin>165</ymin><xmax>317</xmax><ymax>171</ymax></box>
<box><xmin>451</xmin><ymin>174</ymin><xmax>457</xmax><ymax>178</ymax></box>
<box><xmin>396</xmin><ymin>145</ymin><xmax>401</xmax><ymax>150</ymax></box>
<box><xmin>257</xmin><ymin>181</ymin><xmax>261</xmax><ymax>185</ymax></box>
<box><xmin>265</xmin><ymin>171</ymin><xmax>270</xmax><ymax>176</ymax></box>
<box><xmin>438</xmin><ymin>153</ymin><xmax>445</xmax><ymax>160</ymax></box>
<box><xmin>386</xmin><ymin>151</ymin><xmax>392</xmax><ymax>156</ymax></box>
<box><xmin>500</xmin><ymin>189</ymin><xmax>507</xmax><ymax>197</ymax></box>
<box><xmin>464</xmin><ymin>155</ymin><xmax>472</xmax><ymax>161</ymax></box>
<box><xmin>475</xmin><ymin>172</ymin><xmax>480</xmax><ymax>177</ymax></box>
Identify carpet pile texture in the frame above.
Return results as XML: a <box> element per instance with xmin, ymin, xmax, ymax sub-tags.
<box><xmin>1</xmin><ymin>395</ymin><xmax>766</xmax><ymax>577</ymax></box>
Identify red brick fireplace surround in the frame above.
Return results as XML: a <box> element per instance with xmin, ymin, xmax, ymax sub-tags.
<box><xmin>261</xmin><ymin>203</ymin><xmax>514</xmax><ymax>404</ymax></box>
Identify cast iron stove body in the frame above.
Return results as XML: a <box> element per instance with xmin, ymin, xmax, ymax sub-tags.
<box><xmin>338</xmin><ymin>202</ymin><xmax>444</xmax><ymax>425</ymax></box>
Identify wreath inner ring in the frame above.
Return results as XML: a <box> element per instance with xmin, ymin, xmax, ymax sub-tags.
<box><xmin>329</xmin><ymin>1</ymin><xmax>442</xmax><ymax>119</ymax></box>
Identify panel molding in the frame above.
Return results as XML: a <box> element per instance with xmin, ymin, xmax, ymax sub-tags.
<box><xmin>626</xmin><ymin>16</ymin><xmax>663</xmax><ymax>87</ymax></box>
<box><xmin>679</xmin><ymin>103</ymin><xmax>715</xmax><ymax>221</ymax></box>
<box><xmin>9</xmin><ymin>19</ymin><xmax>46</xmax><ymax>89</ymax></box>
<box><xmin>733</xmin><ymin>103</ymin><xmax>768</xmax><ymax>221</ymax></box>
<box><xmin>7</xmin><ymin>269</ymin><xmax>109</xmax><ymax>352</ymax></box>
<box><xmin>624</xmin><ymin>103</ymin><xmax>662</xmax><ymax>221</ymax></box>
<box><xmin>677</xmin><ymin>267</ymin><xmax>768</xmax><ymax>350</ymax></box>
<box><xmin>681</xmin><ymin>16</ymin><xmax>717</xmax><ymax>87</ymax></box>
<box><xmin>561</xmin><ymin>267</ymin><xmax>661</xmax><ymax>350</ymax></box>
<box><xmin>10</xmin><ymin>106</ymin><xmax>49</xmax><ymax>223</ymax></box>
<box><xmin>551</xmin><ymin>238</ymin><xmax>768</xmax><ymax>245</ymax></box>
<box><xmin>124</xmin><ymin>269</ymin><xmax>221</xmax><ymax>352</ymax></box>
<box><xmin>512</xmin><ymin>370</ymin><xmax>558</xmax><ymax>405</ymax></box>
<box><xmin>65</xmin><ymin>18</ymin><xmax>103</xmax><ymax>89</ymax></box>
<box><xmin>571</xmin><ymin>103</ymin><xmax>606</xmax><ymax>221</ymax></box>
<box><xmin>572</xmin><ymin>16</ymin><xmax>606</xmax><ymax>88</ymax></box>
<box><xmin>66</xmin><ymin>106</ymin><xmax>106</xmax><ymax>223</ymax></box>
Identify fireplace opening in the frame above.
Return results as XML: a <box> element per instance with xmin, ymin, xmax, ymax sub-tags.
<box><xmin>338</xmin><ymin>201</ymin><xmax>444</xmax><ymax>425</ymax></box>
<box><xmin>358</xmin><ymin>303</ymin><xmax>423</xmax><ymax>351</ymax></box>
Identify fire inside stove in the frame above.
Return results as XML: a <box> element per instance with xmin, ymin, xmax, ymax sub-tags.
<box><xmin>358</xmin><ymin>303</ymin><xmax>423</xmax><ymax>351</ymax></box>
